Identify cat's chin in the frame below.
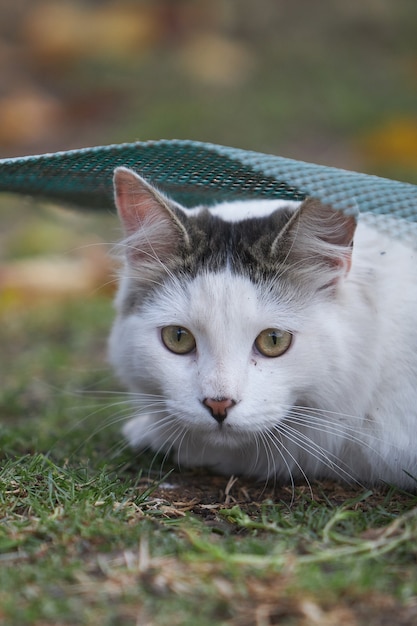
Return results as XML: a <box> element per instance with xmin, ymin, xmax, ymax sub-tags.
<box><xmin>201</xmin><ymin>425</ymin><xmax>251</xmax><ymax>448</ymax></box>
<box><xmin>188</xmin><ymin>420</ymin><xmax>275</xmax><ymax>456</ymax></box>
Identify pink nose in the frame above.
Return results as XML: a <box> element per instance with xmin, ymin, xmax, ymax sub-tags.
<box><xmin>203</xmin><ymin>397</ymin><xmax>236</xmax><ymax>423</ymax></box>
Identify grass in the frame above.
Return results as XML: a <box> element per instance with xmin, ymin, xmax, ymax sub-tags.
<box><xmin>1</xmin><ymin>296</ymin><xmax>417</xmax><ymax>626</ymax></box>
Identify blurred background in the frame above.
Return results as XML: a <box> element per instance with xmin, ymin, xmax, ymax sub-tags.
<box><xmin>1</xmin><ymin>0</ymin><xmax>417</xmax><ymax>301</ymax></box>
<box><xmin>1</xmin><ymin>0</ymin><xmax>417</xmax><ymax>175</ymax></box>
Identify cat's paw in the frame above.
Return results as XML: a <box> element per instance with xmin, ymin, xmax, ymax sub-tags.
<box><xmin>122</xmin><ymin>415</ymin><xmax>153</xmax><ymax>449</ymax></box>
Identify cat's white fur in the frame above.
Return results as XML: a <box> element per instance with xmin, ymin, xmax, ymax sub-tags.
<box><xmin>109</xmin><ymin>168</ymin><xmax>417</xmax><ymax>489</ymax></box>
<box><xmin>185</xmin><ymin>198</ymin><xmax>294</xmax><ymax>222</ymax></box>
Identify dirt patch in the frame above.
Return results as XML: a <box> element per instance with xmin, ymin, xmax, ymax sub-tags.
<box><xmin>133</xmin><ymin>469</ymin><xmax>405</xmax><ymax>523</ymax></box>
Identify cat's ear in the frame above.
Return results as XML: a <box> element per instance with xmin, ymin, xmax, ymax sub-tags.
<box><xmin>113</xmin><ymin>167</ymin><xmax>189</xmax><ymax>263</ymax></box>
<box><xmin>274</xmin><ymin>198</ymin><xmax>356</xmax><ymax>286</ymax></box>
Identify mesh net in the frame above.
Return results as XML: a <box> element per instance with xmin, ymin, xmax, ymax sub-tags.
<box><xmin>0</xmin><ymin>139</ymin><xmax>416</xmax><ymax>240</ymax></box>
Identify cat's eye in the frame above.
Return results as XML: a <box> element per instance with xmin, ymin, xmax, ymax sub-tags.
<box><xmin>161</xmin><ymin>326</ymin><xmax>196</xmax><ymax>355</ymax></box>
<box><xmin>255</xmin><ymin>328</ymin><xmax>292</xmax><ymax>357</ymax></box>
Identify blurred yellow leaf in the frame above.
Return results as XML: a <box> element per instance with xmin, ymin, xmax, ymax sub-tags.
<box><xmin>359</xmin><ymin>118</ymin><xmax>417</xmax><ymax>169</ymax></box>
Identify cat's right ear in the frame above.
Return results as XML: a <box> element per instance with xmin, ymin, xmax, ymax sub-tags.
<box><xmin>113</xmin><ymin>167</ymin><xmax>189</xmax><ymax>262</ymax></box>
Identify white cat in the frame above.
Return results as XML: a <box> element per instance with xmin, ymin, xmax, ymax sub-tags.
<box><xmin>108</xmin><ymin>166</ymin><xmax>417</xmax><ymax>490</ymax></box>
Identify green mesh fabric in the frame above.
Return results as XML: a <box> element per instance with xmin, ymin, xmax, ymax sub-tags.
<box><xmin>0</xmin><ymin>140</ymin><xmax>416</xmax><ymax>227</ymax></box>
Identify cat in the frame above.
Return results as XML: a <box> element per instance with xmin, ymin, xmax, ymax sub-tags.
<box><xmin>108</xmin><ymin>166</ymin><xmax>417</xmax><ymax>490</ymax></box>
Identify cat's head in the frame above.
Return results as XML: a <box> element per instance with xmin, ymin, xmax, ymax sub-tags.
<box><xmin>109</xmin><ymin>167</ymin><xmax>356</xmax><ymax>448</ymax></box>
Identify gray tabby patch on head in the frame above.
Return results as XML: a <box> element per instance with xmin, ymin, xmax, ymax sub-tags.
<box><xmin>113</xmin><ymin>167</ymin><xmax>356</xmax><ymax>300</ymax></box>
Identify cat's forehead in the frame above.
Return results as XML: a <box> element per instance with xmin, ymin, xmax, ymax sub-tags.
<box><xmin>174</xmin><ymin>199</ymin><xmax>300</xmax><ymax>278</ymax></box>
<box><xmin>147</xmin><ymin>269</ymin><xmax>302</xmax><ymax>333</ymax></box>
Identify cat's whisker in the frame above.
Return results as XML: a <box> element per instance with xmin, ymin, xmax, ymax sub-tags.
<box><xmin>76</xmin><ymin>397</ymin><xmax>167</xmax><ymax>428</ymax></box>
<box><xmin>287</xmin><ymin>409</ymin><xmax>396</xmax><ymax>460</ymax></box>
<box><xmin>275</xmin><ymin>403</ymin><xmax>395</xmax><ymax>457</ymax></box>
<box><xmin>263</xmin><ymin>427</ymin><xmax>314</xmax><ymax>499</ymax></box>
<box><xmin>105</xmin><ymin>432</ymin><xmax>136</xmax><ymax>461</ymax></box>
<box><xmin>277</xmin><ymin>422</ymin><xmax>344</xmax><ymax>474</ymax></box>
<box><xmin>55</xmin><ymin>388</ymin><xmax>173</xmax><ymax>460</ymax></box>
<box><xmin>173</xmin><ymin>421</ymin><xmax>193</xmax><ymax>473</ymax></box>
<box><xmin>108</xmin><ymin>415</ymin><xmax>180</xmax><ymax>466</ymax></box>
<box><xmin>289</xmin><ymin>404</ymin><xmax>369</xmax><ymax>422</ymax></box>
<box><xmin>257</xmin><ymin>434</ymin><xmax>276</xmax><ymax>495</ymax></box>
<box><xmin>147</xmin><ymin>418</ymin><xmax>187</xmax><ymax>477</ymax></box>
<box><xmin>275</xmin><ymin>422</ymin><xmax>362</xmax><ymax>487</ymax></box>
<box><xmin>250</xmin><ymin>430</ymin><xmax>270</xmax><ymax>486</ymax></box>
<box><xmin>288</xmin><ymin>410</ymin><xmax>367</xmax><ymax>440</ymax></box>
<box><xmin>257</xmin><ymin>429</ymin><xmax>296</xmax><ymax>498</ymax></box>
<box><xmin>64</xmin><ymin>409</ymin><xmax>139</xmax><ymax>458</ymax></box>
<box><xmin>250</xmin><ymin>430</ymin><xmax>263</xmax><ymax>476</ymax></box>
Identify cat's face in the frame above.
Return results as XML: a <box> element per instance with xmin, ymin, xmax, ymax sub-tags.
<box><xmin>109</xmin><ymin>167</ymin><xmax>356</xmax><ymax>454</ymax></box>
<box><xmin>111</xmin><ymin>265</ymin><xmax>346</xmax><ymax>448</ymax></box>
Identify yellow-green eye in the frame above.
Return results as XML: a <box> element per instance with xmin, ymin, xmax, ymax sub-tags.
<box><xmin>161</xmin><ymin>326</ymin><xmax>196</xmax><ymax>355</ymax></box>
<box><xmin>255</xmin><ymin>328</ymin><xmax>292</xmax><ymax>358</ymax></box>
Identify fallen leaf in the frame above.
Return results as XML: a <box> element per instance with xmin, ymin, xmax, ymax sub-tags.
<box><xmin>0</xmin><ymin>91</ymin><xmax>62</xmax><ymax>146</ymax></box>
<box><xmin>359</xmin><ymin>117</ymin><xmax>417</xmax><ymax>169</ymax></box>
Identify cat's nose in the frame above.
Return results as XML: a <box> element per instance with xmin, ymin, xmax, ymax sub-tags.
<box><xmin>203</xmin><ymin>397</ymin><xmax>236</xmax><ymax>423</ymax></box>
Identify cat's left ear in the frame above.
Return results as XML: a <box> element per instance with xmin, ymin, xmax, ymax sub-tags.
<box><xmin>275</xmin><ymin>198</ymin><xmax>357</xmax><ymax>283</ymax></box>
<box><xmin>113</xmin><ymin>167</ymin><xmax>188</xmax><ymax>237</ymax></box>
<box><xmin>113</xmin><ymin>167</ymin><xmax>190</xmax><ymax>268</ymax></box>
